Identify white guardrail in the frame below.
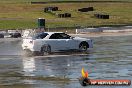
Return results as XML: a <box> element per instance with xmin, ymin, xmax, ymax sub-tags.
<box><xmin>76</xmin><ymin>26</ymin><xmax>132</xmax><ymax>34</ymax></box>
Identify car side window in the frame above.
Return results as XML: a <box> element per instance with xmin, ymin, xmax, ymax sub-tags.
<box><xmin>49</xmin><ymin>33</ymin><xmax>71</xmax><ymax>39</ymax></box>
<box><xmin>49</xmin><ymin>33</ymin><xmax>60</xmax><ymax>39</ymax></box>
<box><xmin>35</xmin><ymin>33</ymin><xmax>48</xmax><ymax>39</ymax></box>
<box><xmin>59</xmin><ymin>33</ymin><xmax>71</xmax><ymax>39</ymax></box>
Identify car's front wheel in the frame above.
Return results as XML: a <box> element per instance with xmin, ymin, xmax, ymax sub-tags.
<box><xmin>79</xmin><ymin>42</ymin><xmax>89</xmax><ymax>51</ymax></box>
<box><xmin>41</xmin><ymin>45</ymin><xmax>51</xmax><ymax>55</ymax></box>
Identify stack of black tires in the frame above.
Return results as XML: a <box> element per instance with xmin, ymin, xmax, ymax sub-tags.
<box><xmin>94</xmin><ymin>14</ymin><xmax>109</xmax><ymax>19</ymax></box>
<box><xmin>78</xmin><ymin>7</ymin><xmax>94</xmax><ymax>12</ymax></box>
<box><xmin>10</xmin><ymin>32</ymin><xmax>21</xmax><ymax>38</ymax></box>
<box><xmin>44</xmin><ymin>7</ymin><xmax>58</xmax><ymax>12</ymax></box>
<box><xmin>58</xmin><ymin>13</ymin><xmax>71</xmax><ymax>18</ymax></box>
<box><xmin>0</xmin><ymin>34</ymin><xmax>4</xmax><ymax>38</ymax></box>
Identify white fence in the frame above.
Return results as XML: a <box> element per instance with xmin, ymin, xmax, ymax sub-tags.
<box><xmin>76</xmin><ymin>26</ymin><xmax>132</xmax><ymax>34</ymax></box>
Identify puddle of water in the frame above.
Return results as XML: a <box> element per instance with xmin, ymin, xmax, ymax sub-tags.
<box><xmin>0</xmin><ymin>38</ymin><xmax>22</xmax><ymax>56</ymax></box>
<box><xmin>0</xmin><ymin>36</ymin><xmax>132</xmax><ymax>88</ymax></box>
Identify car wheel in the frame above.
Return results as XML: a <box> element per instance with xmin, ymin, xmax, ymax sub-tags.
<box><xmin>79</xmin><ymin>42</ymin><xmax>88</xmax><ymax>51</ymax></box>
<box><xmin>41</xmin><ymin>45</ymin><xmax>51</xmax><ymax>55</ymax></box>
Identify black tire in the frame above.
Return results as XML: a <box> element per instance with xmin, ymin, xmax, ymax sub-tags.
<box><xmin>79</xmin><ymin>77</ymin><xmax>91</xmax><ymax>86</ymax></box>
<box><xmin>79</xmin><ymin>42</ymin><xmax>89</xmax><ymax>51</ymax></box>
<box><xmin>41</xmin><ymin>45</ymin><xmax>51</xmax><ymax>55</ymax></box>
<box><xmin>0</xmin><ymin>34</ymin><xmax>4</xmax><ymax>38</ymax></box>
<box><xmin>11</xmin><ymin>33</ymin><xmax>21</xmax><ymax>38</ymax></box>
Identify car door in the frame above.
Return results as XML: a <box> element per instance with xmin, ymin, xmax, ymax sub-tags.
<box><xmin>49</xmin><ymin>33</ymin><xmax>67</xmax><ymax>51</ymax></box>
<box><xmin>65</xmin><ymin>38</ymin><xmax>78</xmax><ymax>50</ymax></box>
<box><xmin>58</xmin><ymin>33</ymin><xmax>78</xmax><ymax>50</ymax></box>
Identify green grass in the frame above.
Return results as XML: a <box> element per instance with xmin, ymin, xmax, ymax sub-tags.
<box><xmin>0</xmin><ymin>20</ymin><xmax>36</xmax><ymax>29</ymax></box>
<box><xmin>0</xmin><ymin>0</ymin><xmax>132</xmax><ymax>3</ymax></box>
<box><xmin>0</xmin><ymin>0</ymin><xmax>132</xmax><ymax>29</ymax></box>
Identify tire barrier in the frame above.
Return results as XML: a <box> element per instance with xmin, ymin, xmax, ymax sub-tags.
<box><xmin>78</xmin><ymin>7</ymin><xmax>94</xmax><ymax>12</ymax></box>
<box><xmin>44</xmin><ymin>7</ymin><xmax>58</xmax><ymax>12</ymax></box>
<box><xmin>94</xmin><ymin>14</ymin><xmax>109</xmax><ymax>19</ymax></box>
<box><xmin>76</xmin><ymin>28</ymin><xmax>103</xmax><ymax>33</ymax></box>
<box><xmin>44</xmin><ymin>6</ymin><xmax>71</xmax><ymax>18</ymax></box>
<box><xmin>0</xmin><ymin>34</ymin><xmax>4</xmax><ymax>38</ymax></box>
<box><xmin>58</xmin><ymin>13</ymin><xmax>71</xmax><ymax>18</ymax></box>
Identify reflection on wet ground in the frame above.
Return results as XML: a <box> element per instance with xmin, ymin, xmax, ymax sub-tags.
<box><xmin>0</xmin><ymin>38</ymin><xmax>22</xmax><ymax>56</ymax></box>
<box><xmin>0</xmin><ymin>36</ymin><xmax>132</xmax><ymax>88</ymax></box>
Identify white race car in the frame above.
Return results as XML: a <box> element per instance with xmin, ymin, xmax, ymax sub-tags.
<box><xmin>22</xmin><ymin>32</ymin><xmax>93</xmax><ymax>55</ymax></box>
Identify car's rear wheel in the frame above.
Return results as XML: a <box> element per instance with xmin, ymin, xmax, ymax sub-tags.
<box><xmin>79</xmin><ymin>42</ymin><xmax>89</xmax><ymax>51</ymax></box>
<box><xmin>41</xmin><ymin>45</ymin><xmax>51</xmax><ymax>55</ymax></box>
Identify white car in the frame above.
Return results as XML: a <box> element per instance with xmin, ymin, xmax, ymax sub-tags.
<box><xmin>22</xmin><ymin>32</ymin><xmax>93</xmax><ymax>55</ymax></box>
